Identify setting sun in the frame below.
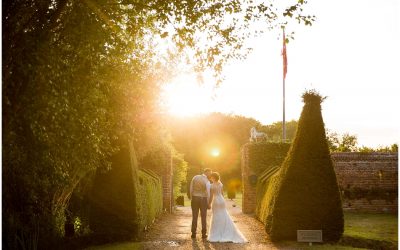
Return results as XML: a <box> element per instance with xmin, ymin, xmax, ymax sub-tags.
<box><xmin>162</xmin><ymin>73</ymin><xmax>215</xmax><ymax>117</ymax></box>
<box><xmin>211</xmin><ymin>148</ymin><xmax>220</xmax><ymax>157</ymax></box>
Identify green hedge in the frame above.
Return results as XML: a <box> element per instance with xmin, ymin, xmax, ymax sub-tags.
<box><xmin>247</xmin><ymin>142</ymin><xmax>291</xmax><ymax>176</ymax></box>
<box><xmin>136</xmin><ymin>168</ymin><xmax>163</xmax><ymax>229</ymax></box>
<box><xmin>141</xmin><ymin>147</ymin><xmax>188</xmax><ymax>202</ymax></box>
<box><xmin>263</xmin><ymin>91</ymin><xmax>344</xmax><ymax>242</ymax></box>
<box><xmin>248</xmin><ymin>142</ymin><xmax>291</xmax><ymax>223</ymax></box>
<box><xmin>89</xmin><ymin>140</ymin><xmax>162</xmax><ymax>239</ymax></box>
<box><xmin>256</xmin><ymin>165</ymin><xmax>280</xmax><ymax>223</ymax></box>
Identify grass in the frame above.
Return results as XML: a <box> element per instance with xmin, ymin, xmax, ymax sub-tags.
<box><xmin>84</xmin><ymin>242</ymin><xmax>142</xmax><ymax>250</ymax></box>
<box><xmin>342</xmin><ymin>212</ymin><xmax>398</xmax><ymax>249</ymax></box>
<box><xmin>344</xmin><ymin>212</ymin><xmax>398</xmax><ymax>243</ymax></box>
<box><xmin>276</xmin><ymin>212</ymin><xmax>398</xmax><ymax>250</ymax></box>
<box><xmin>276</xmin><ymin>241</ymin><xmax>366</xmax><ymax>249</ymax></box>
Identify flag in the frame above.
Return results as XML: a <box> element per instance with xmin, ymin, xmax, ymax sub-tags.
<box><xmin>282</xmin><ymin>29</ymin><xmax>288</xmax><ymax>80</ymax></box>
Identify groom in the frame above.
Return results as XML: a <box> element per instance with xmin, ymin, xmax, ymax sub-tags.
<box><xmin>189</xmin><ymin>168</ymin><xmax>212</xmax><ymax>239</ymax></box>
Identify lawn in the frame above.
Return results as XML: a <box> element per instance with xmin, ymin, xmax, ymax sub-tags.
<box><xmin>85</xmin><ymin>242</ymin><xmax>142</xmax><ymax>250</ymax></box>
<box><xmin>276</xmin><ymin>241</ymin><xmax>366</xmax><ymax>249</ymax></box>
<box><xmin>343</xmin><ymin>212</ymin><xmax>398</xmax><ymax>244</ymax></box>
<box><xmin>277</xmin><ymin>212</ymin><xmax>398</xmax><ymax>250</ymax></box>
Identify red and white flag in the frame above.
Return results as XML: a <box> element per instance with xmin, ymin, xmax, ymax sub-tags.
<box><xmin>282</xmin><ymin>29</ymin><xmax>288</xmax><ymax>80</ymax></box>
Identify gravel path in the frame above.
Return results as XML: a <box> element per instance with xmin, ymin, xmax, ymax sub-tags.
<box><xmin>141</xmin><ymin>199</ymin><xmax>278</xmax><ymax>249</ymax></box>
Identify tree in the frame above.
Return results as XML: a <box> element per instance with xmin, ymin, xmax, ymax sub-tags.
<box><xmin>260</xmin><ymin>120</ymin><xmax>298</xmax><ymax>142</ymax></box>
<box><xmin>3</xmin><ymin>0</ymin><xmax>314</xmax><ymax>248</ymax></box>
<box><xmin>168</xmin><ymin>113</ymin><xmax>260</xmax><ymax>184</ymax></box>
<box><xmin>3</xmin><ymin>2</ymin><xmax>168</xmax><ymax>248</ymax></box>
<box><xmin>326</xmin><ymin>131</ymin><xmax>358</xmax><ymax>152</ymax></box>
<box><xmin>358</xmin><ymin>143</ymin><xmax>398</xmax><ymax>153</ymax></box>
<box><xmin>169</xmin><ymin>114</ymin><xmax>299</xmax><ymax>196</ymax></box>
<box><xmin>263</xmin><ymin>90</ymin><xmax>344</xmax><ymax>242</ymax></box>
<box><xmin>172</xmin><ymin>151</ymin><xmax>189</xmax><ymax>199</ymax></box>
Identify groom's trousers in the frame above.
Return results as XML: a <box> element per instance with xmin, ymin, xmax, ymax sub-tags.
<box><xmin>191</xmin><ymin>196</ymin><xmax>208</xmax><ymax>235</ymax></box>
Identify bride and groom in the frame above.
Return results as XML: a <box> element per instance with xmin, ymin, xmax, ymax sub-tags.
<box><xmin>189</xmin><ymin>168</ymin><xmax>247</xmax><ymax>243</ymax></box>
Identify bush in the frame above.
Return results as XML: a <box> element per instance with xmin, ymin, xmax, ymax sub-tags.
<box><xmin>172</xmin><ymin>151</ymin><xmax>188</xmax><ymax>201</ymax></box>
<box><xmin>263</xmin><ymin>90</ymin><xmax>344</xmax><ymax>242</ymax></box>
<box><xmin>176</xmin><ymin>196</ymin><xmax>185</xmax><ymax>206</ymax></box>
<box><xmin>227</xmin><ymin>188</ymin><xmax>236</xmax><ymax>200</ymax></box>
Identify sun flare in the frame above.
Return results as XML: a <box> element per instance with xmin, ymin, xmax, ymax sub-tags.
<box><xmin>162</xmin><ymin>74</ymin><xmax>215</xmax><ymax>117</ymax></box>
<box><xmin>211</xmin><ymin>148</ymin><xmax>220</xmax><ymax>157</ymax></box>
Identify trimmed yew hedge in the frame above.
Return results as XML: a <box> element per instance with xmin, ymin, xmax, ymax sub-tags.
<box><xmin>89</xmin><ymin>140</ymin><xmax>162</xmax><ymax>239</ymax></box>
<box><xmin>248</xmin><ymin>142</ymin><xmax>291</xmax><ymax>222</ymax></box>
<box><xmin>247</xmin><ymin>142</ymin><xmax>291</xmax><ymax>176</ymax></box>
<box><xmin>137</xmin><ymin>168</ymin><xmax>163</xmax><ymax>228</ymax></box>
<box><xmin>262</xmin><ymin>90</ymin><xmax>344</xmax><ymax>242</ymax></box>
<box><xmin>256</xmin><ymin>165</ymin><xmax>281</xmax><ymax>223</ymax></box>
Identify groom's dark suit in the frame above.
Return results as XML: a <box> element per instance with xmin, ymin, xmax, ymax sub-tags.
<box><xmin>190</xmin><ymin>174</ymin><xmax>210</xmax><ymax>237</ymax></box>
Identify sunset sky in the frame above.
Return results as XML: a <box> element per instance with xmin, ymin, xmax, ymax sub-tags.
<box><xmin>164</xmin><ymin>0</ymin><xmax>400</xmax><ymax>147</ymax></box>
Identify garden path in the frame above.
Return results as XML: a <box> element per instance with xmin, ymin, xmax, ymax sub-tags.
<box><xmin>141</xmin><ymin>199</ymin><xmax>278</xmax><ymax>249</ymax></box>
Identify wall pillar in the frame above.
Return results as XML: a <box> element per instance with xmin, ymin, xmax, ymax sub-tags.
<box><xmin>241</xmin><ymin>144</ymin><xmax>257</xmax><ymax>214</ymax></box>
<box><xmin>162</xmin><ymin>150</ymin><xmax>173</xmax><ymax>213</ymax></box>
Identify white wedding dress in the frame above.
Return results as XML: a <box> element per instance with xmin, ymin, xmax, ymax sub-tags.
<box><xmin>208</xmin><ymin>182</ymin><xmax>248</xmax><ymax>243</ymax></box>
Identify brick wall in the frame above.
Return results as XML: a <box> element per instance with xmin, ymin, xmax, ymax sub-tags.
<box><xmin>161</xmin><ymin>150</ymin><xmax>173</xmax><ymax>213</ymax></box>
<box><xmin>241</xmin><ymin>145</ymin><xmax>257</xmax><ymax>213</ymax></box>
<box><xmin>241</xmin><ymin>147</ymin><xmax>398</xmax><ymax>214</ymax></box>
<box><xmin>142</xmin><ymin>148</ymin><xmax>174</xmax><ymax>213</ymax></box>
<box><xmin>332</xmin><ymin>152</ymin><xmax>398</xmax><ymax>213</ymax></box>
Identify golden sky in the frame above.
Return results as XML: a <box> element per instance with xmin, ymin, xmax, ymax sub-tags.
<box><xmin>163</xmin><ymin>0</ymin><xmax>400</xmax><ymax>147</ymax></box>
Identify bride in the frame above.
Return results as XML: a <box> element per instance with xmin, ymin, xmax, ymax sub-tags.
<box><xmin>207</xmin><ymin>172</ymin><xmax>248</xmax><ymax>243</ymax></box>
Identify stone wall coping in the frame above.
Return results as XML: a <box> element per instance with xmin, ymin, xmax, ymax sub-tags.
<box><xmin>331</xmin><ymin>152</ymin><xmax>398</xmax><ymax>161</ymax></box>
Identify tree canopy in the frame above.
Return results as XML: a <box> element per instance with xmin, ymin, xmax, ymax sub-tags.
<box><xmin>326</xmin><ymin>131</ymin><xmax>398</xmax><ymax>153</ymax></box>
<box><xmin>260</xmin><ymin>120</ymin><xmax>298</xmax><ymax>142</ymax></box>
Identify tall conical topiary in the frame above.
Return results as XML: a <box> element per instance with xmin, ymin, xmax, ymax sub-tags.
<box><xmin>264</xmin><ymin>90</ymin><xmax>344</xmax><ymax>242</ymax></box>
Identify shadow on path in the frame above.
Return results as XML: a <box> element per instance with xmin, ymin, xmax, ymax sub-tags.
<box><xmin>141</xmin><ymin>199</ymin><xmax>277</xmax><ymax>249</ymax></box>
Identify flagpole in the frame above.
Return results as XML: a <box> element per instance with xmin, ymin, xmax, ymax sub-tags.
<box><xmin>282</xmin><ymin>28</ymin><xmax>287</xmax><ymax>142</ymax></box>
<box><xmin>283</xmin><ymin>69</ymin><xmax>286</xmax><ymax>142</ymax></box>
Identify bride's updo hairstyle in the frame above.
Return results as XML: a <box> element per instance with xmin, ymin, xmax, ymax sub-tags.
<box><xmin>211</xmin><ymin>172</ymin><xmax>220</xmax><ymax>182</ymax></box>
